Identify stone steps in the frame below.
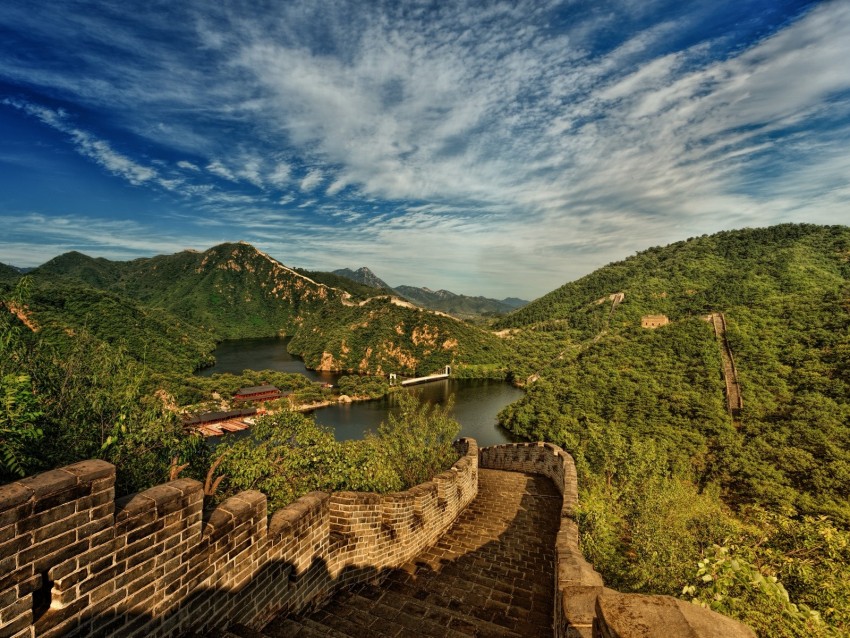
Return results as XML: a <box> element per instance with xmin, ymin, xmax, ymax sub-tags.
<box><xmin>257</xmin><ymin>470</ymin><xmax>560</xmax><ymax>637</ymax></box>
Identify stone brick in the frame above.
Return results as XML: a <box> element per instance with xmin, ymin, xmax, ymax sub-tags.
<box><xmin>63</xmin><ymin>460</ymin><xmax>114</xmax><ymax>484</ymax></box>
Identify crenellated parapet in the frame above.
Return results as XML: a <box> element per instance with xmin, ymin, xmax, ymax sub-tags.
<box><xmin>0</xmin><ymin>438</ymin><xmax>478</xmax><ymax>638</ymax></box>
<box><xmin>479</xmin><ymin>442</ymin><xmax>755</xmax><ymax>638</ymax></box>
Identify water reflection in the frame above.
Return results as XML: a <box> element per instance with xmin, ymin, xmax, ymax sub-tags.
<box><xmin>196</xmin><ymin>336</ymin><xmax>341</xmax><ymax>384</ymax></box>
<box><xmin>311</xmin><ymin>379</ymin><xmax>522</xmax><ymax>446</ymax></box>
<box><xmin>198</xmin><ymin>338</ymin><xmax>523</xmax><ymax>445</ymax></box>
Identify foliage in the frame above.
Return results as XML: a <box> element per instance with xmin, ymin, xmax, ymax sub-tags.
<box><xmin>0</xmin><ymin>281</ymin><xmax>207</xmax><ymax>493</ymax></box>
<box><xmin>173</xmin><ymin>369</ymin><xmax>314</xmax><ymax>406</ymax></box>
<box><xmin>1</xmin><ymin>281</ymin><xmax>44</xmax><ymax>477</ymax></box>
<box><xmin>681</xmin><ymin>521</ymin><xmax>849</xmax><ymax>638</ymax></box>
<box><xmin>496</xmin><ymin>224</ymin><xmax>850</xmax><ymax>636</ymax></box>
<box><xmin>24</xmin><ymin>281</ymin><xmax>216</xmax><ymax>374</ymax></box>
<box><xmin>215</xmin><ymin>394</ymin><xmax>461</xmax><ymax>512</ymax></box>
<box><xmin>336</xmin><ymin>374</ymin><xmax>392</xmax><ymax>399</ymax></box>
<box><xmin>372</xmin><ymin>391</ymin><xmax>460</xmax><ymax>489</ymax></box>
<box><xmin>216</xmin><ymin>410</ymin><xmax>349</xmax><ymax>511</ymax></box>
<box><xmin>0</xmin><ymin>373</ymin><xmax>44</xmax><ymax>478</ymax></box>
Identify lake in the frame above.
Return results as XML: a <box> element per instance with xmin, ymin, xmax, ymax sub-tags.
<box><xmin>198</xmin><ymin>337</ymin><xmax>522</xmax><ymax>446</ymax></box>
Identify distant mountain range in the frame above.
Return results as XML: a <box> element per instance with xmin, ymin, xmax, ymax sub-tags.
<box><xmin>2</xmin><ymin>243</ymin><xmax>510</xmax><ymax>376</ymax></box>
<box><xmin>0</xmin><ymin>262</ymin><xmax>34</xmax><ymax>280</ymax></box>
<box><xmin>329</xmin><ymin>266</ymin><xmax>528</xmax><ymax>318</ymax></box>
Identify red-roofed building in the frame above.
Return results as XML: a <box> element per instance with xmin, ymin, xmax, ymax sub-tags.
<box><xmin>233</xmin><ymin>385</ymin><xmax>283</xmax><ymax>402</ymax></box>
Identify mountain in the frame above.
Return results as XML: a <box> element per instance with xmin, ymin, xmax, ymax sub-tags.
<box><xmin>0</xmin><ymin>262</ymin><xmax>22</xmax><ymax>281</ymax></box>
<box><xmin>19</xmin><ymin>242</ymin><xmax>511</xmax><ymax>375</ymax></box>
<box><xmin>34</xmin><ymin>251</ymin><xmax>128</xmax><ymax>289</ymax></box>
<box><xmin>499</xmin><ymin>223</ymin><xmax>850</xmax><ymax>519</ymax></box>
<box><xmin>325</xmin><ymin>266</ymin><xmax>529</xmax><ymax>318</ymax></box>
<box><xmin>288</xmin><ymin>295</ymin><xmax>511</xmax><ymax>376</ymax></box>
<box><xmin>295</xmin><ymin>268</ymin><xmax>388</xmax><ymax>300</ymax></box>
<box><xmin>22</xmin><ymin>282</ymin><xmax>216</xmax><ymax>374</ymax></box>
<box><xmin>29</xmin><ymin>243</ymin><xmax>346</xmax><ymax>340</ymax></box>
<box><xmin>394</xmin><ymin>285</ymin><xmax>527</xmax><ymax>319</ymax></box>
<box><xmin>332</xmin><ymin>266</ymin><xmax>392</xmax><ymax>290</ymax></box>
<box><xmin>495</xmin><ymin>224</ymin><xmax>850</xmax><ymax>635</ymax></box>
<box><xmin>115</xmin><ymin>243</ymin><xmax>347</xmax><ymax>340</ymax></box>
<box><xmin>500</xmin><ymin>297</ymin><xmax>528</xmax><ymax>309</ymax></box>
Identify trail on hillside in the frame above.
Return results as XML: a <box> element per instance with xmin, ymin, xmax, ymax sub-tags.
<box><xmin>526</xmin><ymin>292</ymin><xmax>624</xmax><ymax>385</ymax></box>
<box><xmin>708</xmin><ymin>312</ymin><xmax>743</xmax><ymax>422</ymax></box>
<box><xmin>339</xmin><ymin>292</ymin><xmax>459</xmax><ymax>320</ymax></box>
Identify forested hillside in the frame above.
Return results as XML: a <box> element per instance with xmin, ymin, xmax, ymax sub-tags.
<box><xmin>23</xmin><ymin>282</ymin><xmax>216</xmax><ymax>373</ymax></box>
<box><xmin>288</xmin><ymin>296</ymin><xmax>512</xmax><ymax>376</ymax></box>
<box><xmin>115</xmin><ymin>243</ymin><xmax>346</xmax><ymax>339</ymax></box>
<box><xmin>498</xmin><ymin>223</ymin><xmax>850</xmax><ymax>636</ymax></box>
<box><xmin>0</xmin><ymin>262</ymin><xmax>23</xmax><ymax>281</ymax></box>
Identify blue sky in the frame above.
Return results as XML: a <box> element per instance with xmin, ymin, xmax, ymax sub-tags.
<box><xmin>1</xmin><ymin>0</ymin><xmax>848</xmax><ymax>298</ymax></box>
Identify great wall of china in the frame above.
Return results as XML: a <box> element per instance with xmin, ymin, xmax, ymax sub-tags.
<box><xmin>1</xmin><ymin>441</ymin><xmax>754</xmax><ymax>638</ymax></box>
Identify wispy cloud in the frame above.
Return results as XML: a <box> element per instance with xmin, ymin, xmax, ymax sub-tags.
<box><xmin>1</xmin><ymin>1</ymin><xmax>849</xmax><ymax>296</ymax></box>
<box><xmin>3</xmin><ymin>98</ymin><xmax>158</xmax><ymax>186</ymax></box>
<box><xmin>300</xmin><ymin>169</ymin><xmax>324</xmax><ymax>192</ymax></box>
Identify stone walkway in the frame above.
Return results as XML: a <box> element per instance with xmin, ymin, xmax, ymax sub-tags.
<box><xmin>262</xmin><ymin>469</ymin><xmax>560</xmax><ymax>638</ymax></box>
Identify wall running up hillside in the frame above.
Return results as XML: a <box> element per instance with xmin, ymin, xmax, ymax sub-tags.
<box><xmin>0</xmin><ymin>441</ymin><xmax>478</xmax><ymax>638</ymax></box>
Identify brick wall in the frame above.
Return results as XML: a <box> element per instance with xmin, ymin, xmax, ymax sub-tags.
<box><xmin>0</xmin><ymin>438</ymin><xmax>478</xmax><ymax>638</ymax></box>
<box><xmin>479</xmin><ymin>442</ymin><xmax>755</xmax><ymax>638</ymax></box>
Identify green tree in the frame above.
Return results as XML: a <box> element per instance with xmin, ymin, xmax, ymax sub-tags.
<box><xmin>373</xmin><ymin>391</ymin><xmax>460</xmax><ymax>489</ymax></box>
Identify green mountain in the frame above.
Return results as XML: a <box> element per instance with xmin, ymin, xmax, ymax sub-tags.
<box><xmin>31</xmin><ymin>243</ymin><xmax>347</xmax><ymax>340</ymax></box>
<box><xmin>295</xmin><ymin>267</ymin><xmax>390</xmax><ymax>300</ymax></box>
<box><xmin>22</xmin><ymin>282</ymin><xmax>216</xmax><ymax>374</ymax></box>
<box><xmin>0</xmin><ymin>262</ymin><xmax>22</xmax><ymax>282</ymax></box>
<box><xmin>288</xmin><ymin>295</ymin><xmax>511</xmax><ymax>376</ymax></box>
<box><xmin>500</xmin><ymin>223</ymin><xmax>850</xmax><ymax>517</ymax></box>
<box><xmin>21</xmin><ymin>242</ymin><xmax>511</xmax><ymax>376</ymax></box>
<box><xmin>394</xmin><ymin>285</ymin><xmax>527</xmax><ymax>319</ymax></box>
<box><xmin>34</xmin><ymin>251</ymin><xmax>128</xmax><ymax>289</ymax></box>
<box><xmin>496</xmin><ymin>224</ymin><xmax>850</xmax><ymax>635</ymax></box>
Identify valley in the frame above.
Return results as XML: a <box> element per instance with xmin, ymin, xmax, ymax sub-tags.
<box><xmin>2</xmin><ymin>223</ymin><xmax>850</xmax><ymax>636</ymax></box>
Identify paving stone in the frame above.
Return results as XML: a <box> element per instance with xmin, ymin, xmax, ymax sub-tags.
<box><xmin>263</xmin><ymin>470</ymin><xmax>559</xmax><ymax>637</ymax></box>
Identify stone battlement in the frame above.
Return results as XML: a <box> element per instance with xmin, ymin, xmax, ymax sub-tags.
<box><xmin>0</xmin><ymin>439</ymin><xmax>478</xmax><ymax>638</ymax></box>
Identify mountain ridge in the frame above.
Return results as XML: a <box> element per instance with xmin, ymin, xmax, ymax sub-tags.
<box><xmin>17</xmin><ymin>242</ymin><xmax>510</xmax><ymax>376</ymax></box>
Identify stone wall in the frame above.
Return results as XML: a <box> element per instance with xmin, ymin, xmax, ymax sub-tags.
<box><xmin>479</xmin><ymin>442</ymin><xmax>755</xmax><ymax>638</ymax></box>
<box><xmin>0</xmin><ymin>439</ymin><xmax>478</xmax><ymax>638</ymax></box>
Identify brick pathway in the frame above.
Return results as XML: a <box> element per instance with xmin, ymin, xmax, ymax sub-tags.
<box><xmin>262</xmin><ymin>469</ymin><xmax>560</xmax><ymax>638</ymax></box>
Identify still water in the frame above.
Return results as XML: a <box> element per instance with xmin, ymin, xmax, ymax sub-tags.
<box><xmin>197</xmin><ymin>337</ymin><xmax>522</xmax><ymax>446</ymax></box>
<box><xmin>197</xmin><ymin>337</ymin><xmax>342</xmax><ymax>384</ymax></box>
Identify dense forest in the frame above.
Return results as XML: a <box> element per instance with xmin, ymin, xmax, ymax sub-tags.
<box><xmin>3</xmin><ymin>224</ymin><xmax>850</xmax><ymax>636</ymax></box>
<box><xmin>499</xmin><ymin>224</ymin><xmax>850</xmax><ymax>636</ymax></box>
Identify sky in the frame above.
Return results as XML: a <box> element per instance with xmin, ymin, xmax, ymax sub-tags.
<box><xmin>1</xmin><ymin>0</ymin><xmax>849</xmax><ymax>299</ymax></box>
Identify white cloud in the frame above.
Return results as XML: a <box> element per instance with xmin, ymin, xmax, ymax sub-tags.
<box><xmin>3</xmin><ymin>1</ymin><xmax>850</xmax><ymax>296</ymax></box>
<box><xmin>268</xmin><ymin>162</ymin><xmax>291</xmax><ymax>186</ymax></box>
<box><xmin>3</xmin><ymin>98</ymin><xmax>158</xmax><ymax>186</ymax></box>
<box><xmin>206</xmin><ymin>160</ymin><xmax>236</xmax><ymax>181</ymax></box>
<box><xmin>299</xmin><ymin>169</ymin><xmax>323</xmax><ymax>191</ymax></box>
